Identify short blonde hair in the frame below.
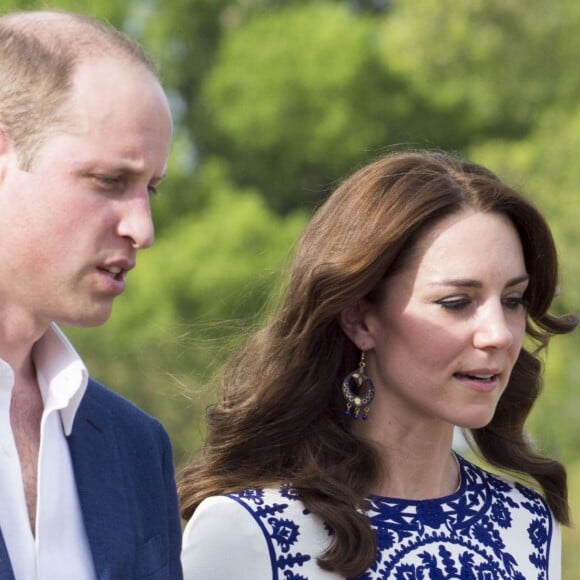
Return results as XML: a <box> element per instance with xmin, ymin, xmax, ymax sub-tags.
<box><xmin>0</xmin><ymin>10</ymin><xmax>158</xmax><ymax>168</ymax></box>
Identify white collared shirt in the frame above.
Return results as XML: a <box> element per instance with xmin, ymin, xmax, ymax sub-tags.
<box><xmin>0</xmin><ymin>324</ymin><xmax>97</xmax><ymax>580</ymax></box>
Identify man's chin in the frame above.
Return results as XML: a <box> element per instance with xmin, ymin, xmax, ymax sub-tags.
<box><xmin>58</xmin><ymin>308</ymin><xmax>114</xmax><ymax>329</ymax></box>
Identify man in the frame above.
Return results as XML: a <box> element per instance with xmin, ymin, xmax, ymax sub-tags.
<box><xmin>0</xmin><ymin>10</ymin><xmax>181</xmax><ymax>579</ymax></box>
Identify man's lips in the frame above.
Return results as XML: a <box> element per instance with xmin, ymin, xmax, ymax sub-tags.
<box><xmin>98</xmin><ymin>266</ymin><xmax>123</xmax><ymax>279</ymax></box>
<box><xmin>97</xmin><ymin>260</ymin><xmax>135</xmax><ymax>280</ymax></box>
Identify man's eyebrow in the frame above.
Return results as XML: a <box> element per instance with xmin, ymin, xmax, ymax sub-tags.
<box><xmin>430</xmin><ymin>274</ymin><xmax>530</xmax><ymax>289</ymax></box>
<box><xmin>91</xmin><ymin>161</ymin><xmax>167</xmax><ymax>182</ymax></box>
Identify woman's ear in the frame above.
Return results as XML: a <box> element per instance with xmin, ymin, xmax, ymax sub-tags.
<box><xmin>339</xmin><ymin>300</ymin><xmax>375</xmax><ymax>351</ymax></box>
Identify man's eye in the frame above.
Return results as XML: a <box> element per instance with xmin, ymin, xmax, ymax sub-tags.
<box><xmin>435</xmin><ymin>297</ymin><xmax>470</xmax><ymax>310</ymax></box>
<box><xmin>93</xmin><ymin>175</ymin><xmax>122</xmax><ymax>188</ymax></box>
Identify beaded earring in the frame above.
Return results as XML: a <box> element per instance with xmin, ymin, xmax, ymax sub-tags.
<box><xmin>342</xmin><ymin>352</ymin><xmax>375</xmax><ymax>420</ymax></box>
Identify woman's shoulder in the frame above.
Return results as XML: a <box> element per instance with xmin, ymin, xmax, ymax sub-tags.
<box><xmin>224</xmin><ymin>485</ymin><xmax>335</xmax><ymax>549</ymax></box>
<box><xmin>183</xmin><ymin>485</ymin><xmax>340</xmax><ymax>579</ymax></box>
<box><xmin>458</xmin><ymin>454</ymin><xmax>552</xmax><ymax>516</ymax></box>
<box><xmin>225</xmin><ymin>485</ymin><xmax>311</xmax><ymax>512</ymax></box>
<box><xmin>182</xmin><ymin>490</ymin><xmax>283</xmax><ymax>579</ymax></box>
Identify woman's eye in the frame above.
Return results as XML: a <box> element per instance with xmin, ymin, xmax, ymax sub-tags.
<box><xmin>435</xmin><ymin>297</ymin><xmax>470</xmax><ymax>310</ymax></box>
<box><xmin>504</xmin><ymin>296</ymin><xmax>526</xmax><ymax>310</ymax></box>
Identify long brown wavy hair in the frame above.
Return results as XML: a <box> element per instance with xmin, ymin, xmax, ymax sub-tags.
<box><xmin>179</xmin><ymin>150</ymin><xmax>577</xmax><ymax>577</ymax></box>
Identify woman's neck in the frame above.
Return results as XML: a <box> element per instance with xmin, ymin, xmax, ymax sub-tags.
<box><xmin>372</xmin><ymin>448</ymin><xmax>461</xmax><ymax>500</ymax></box>
<box><xmin>352</xmin><ymin>412</ymin><xmax>460</xmax><ymax>500</ymax></box>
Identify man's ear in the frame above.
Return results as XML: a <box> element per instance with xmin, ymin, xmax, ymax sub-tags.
<box><xmin>0</xmin><ymin>125</ymin><xmax>8</xmax><ymax>155</ymax></box>
<box><xmin>0</xmin><ymin>127</ymin><xmax>17</xmax><ymax>183</ymax></box>
<box><xmin>0</xmin><ymin>128</ymin><xmax>10</xmax><ymax>182</ymax></box>
<box><xmin>0</xmin><ymin>126</ymin><xmax>16</xmax><ymax>160</ymax></box>
<box><xmin>339</xmin><ymin>300</ymin><xmax>375</xmax><ymax>351</ymax></box>
<box><xmin>0</xmin><ymin>127</ymin><xmax>10</xmax><ymax>153</ymax></box>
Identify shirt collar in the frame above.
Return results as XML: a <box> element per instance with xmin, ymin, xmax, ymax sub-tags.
<box><xmin>32</xmin><ymin>324</ymin><xmax>89</xmax><ymax>436</ymax></box>
<box><xmin>0</xmin><ymin>359</ymin><xmax>15</xmax><ymax>413</ymax></box>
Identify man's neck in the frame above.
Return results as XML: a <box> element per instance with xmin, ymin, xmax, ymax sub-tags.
<box><xmin>0</xmin><ymin>307</ymin><xmax>49</xmax><ymax>383</ymax></box>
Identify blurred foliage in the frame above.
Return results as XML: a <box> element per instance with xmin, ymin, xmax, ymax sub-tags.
<box><xmin>563</xmin><ymin>460</ymin><xmax>580</xmax><ymax>573</ymax></box>
<box><xmin>5</xmin><ymin>0</ymin><xmax>579</xmax><ymax>573</ymax></box>
<box><xmin>198</xmin><ymin>4</ymin><xmax>418</xmax><ymax>211</ymax></box>
<box><xmin>378</xmin><ymin>0</ymin><xmax>580</xmax><ymax>140</ymax></box>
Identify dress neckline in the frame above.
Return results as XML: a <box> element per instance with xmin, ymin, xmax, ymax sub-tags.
<box><xmin>368</xmin><ymin>451</ymin><xmax>465</xmax><ymax>505</ymax></box>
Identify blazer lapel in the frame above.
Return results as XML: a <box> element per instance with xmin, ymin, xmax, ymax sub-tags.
<box><xmin>67</xmin><ymin>384</ymin><xmax>133</xmax><ymax>578</ymax></box>
<box><xmin>0</xmin><ymin>532</ymin><xmax>15</xmax><ymax>580</ymax></box>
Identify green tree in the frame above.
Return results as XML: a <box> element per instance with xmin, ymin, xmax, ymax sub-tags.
<box><xmin>378</xmin><ymin>0</ymin><xmax>580</xmax><ymax>142</ymax></box>
<box><xmin>198</xmin><ymin>3</ymin><xmax>408</xmax><ymax>212</ymax></box>
<box><xmin>0</xmin><ymin>0</ymin><xmax>131</xmax><ymax>25</ymax></box>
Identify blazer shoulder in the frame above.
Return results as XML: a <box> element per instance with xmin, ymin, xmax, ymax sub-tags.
<box><xmin>82</xmin><ymin>377</ymin><xmax>168</xmax><ymax>440</ymax></box>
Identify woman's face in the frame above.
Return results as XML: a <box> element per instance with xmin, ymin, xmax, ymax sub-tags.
<box><xmin>360</xmin><ymin>210</ymin><xmax>528</xmax><ymax>430</ymax></box>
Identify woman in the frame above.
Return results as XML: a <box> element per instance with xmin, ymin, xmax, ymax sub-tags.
<box><xmin>179</xmin><ymin>150</ymin><xmax>577</xmax><ymax>579</ymax></box>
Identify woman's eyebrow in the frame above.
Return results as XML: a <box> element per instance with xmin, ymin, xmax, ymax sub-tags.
<box><xmin>429</xmin><ymin>274</ymin><xmax>530</xmax><ymax>289</ymax></box>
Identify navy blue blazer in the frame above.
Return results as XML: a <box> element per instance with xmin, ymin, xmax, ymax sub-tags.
<box><xmin>0</xmin><ymin>378</ymin><xmax>183</xmax><ymax>580</ymax></box>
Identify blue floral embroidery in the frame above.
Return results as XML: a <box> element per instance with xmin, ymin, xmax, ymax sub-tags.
<box><xmin>529</xmin><ymin>518</ymin><xmax>549</xmax><ymax>549</ymax></box>
<box><xmin>228</xmin><ymin>456</ymin><xmax>554</xmax><ymax>579</ymax></box>
<box><xmin>229</xmin><ymin>486</ymin><xmax>312</xmax><ymax>577</ymax></box>
<box><xmin>491</xmin><ymin>498</ymin><xmax>513</xmax><ymax>529</ymax></box>
<box><xmin>269</xmin><ymin>518</ymin><xmax>300</xmax><ymax>552</ymax></box>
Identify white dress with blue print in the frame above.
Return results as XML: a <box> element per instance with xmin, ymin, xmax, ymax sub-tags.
<box><xmin>181</xmin><ymin>454</ymin><xmax>561</xmax><ymax>579</ymax></box>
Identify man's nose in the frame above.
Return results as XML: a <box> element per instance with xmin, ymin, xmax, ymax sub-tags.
<box><xmin>117</xmin><ymin>190</ymin><xmax>155</xmax><ymax>249</ymax></box>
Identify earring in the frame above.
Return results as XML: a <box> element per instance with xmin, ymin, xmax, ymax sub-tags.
<box><xmin>342</xmin><ymin>352</ymin><xmax>375</xmax><ymax>420</ymax></box>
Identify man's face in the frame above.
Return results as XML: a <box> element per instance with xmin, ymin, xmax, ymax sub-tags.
<box><xmin>0</xmin><ymin>57</ymin><xmax>173</xmax><ymax>333</ymax></box>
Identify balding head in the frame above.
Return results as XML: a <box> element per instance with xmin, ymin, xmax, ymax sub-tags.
<box><xmin>0</xmin><ymin>10</ymin><xmax>159</xmax><ymax>168</ymax></box>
